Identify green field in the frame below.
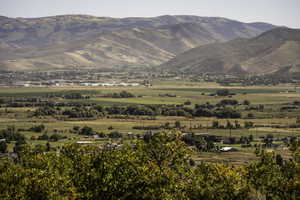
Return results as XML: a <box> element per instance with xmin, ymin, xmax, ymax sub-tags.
<box><xmin>1</xmin><ymin>81</ymin><xmax>300</xmax><ymax>164</ymax></box>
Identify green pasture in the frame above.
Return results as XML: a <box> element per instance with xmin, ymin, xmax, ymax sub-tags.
<box><xmin>0</xmin><ymin>81</ymin><xmax>299</xmax><ymax>162</ymax></box>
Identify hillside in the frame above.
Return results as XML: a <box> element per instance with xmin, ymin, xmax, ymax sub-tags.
<box><xmin>0</xmin><ymin>15</ymin><xmax>275</xmax><ymax>47</ymax></box>
<box><xmin>160</xmin><ymin>28</ymin><xmax>300</xmax><ymax>75</ymax></box>
<box><xmin>0</xmin><ymin>15</ymin><xmax>275</xmax><ymax>71</ymax></box>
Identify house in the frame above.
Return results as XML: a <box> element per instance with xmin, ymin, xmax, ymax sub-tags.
<box><xmin>93</xmin><ymin>134</ymin><xmax>100</xmax><ymax>139</ymax></box>
<box><xmin>220</xmin><ymin>147</ymin><xmax>238</xmax><ymax>152</ymax></box>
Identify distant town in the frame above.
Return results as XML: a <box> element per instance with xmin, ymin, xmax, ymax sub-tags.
<box><xmin>0</xmin><ymin>69</ymin><xmax>297</xmax><ymax>88</ymax></box>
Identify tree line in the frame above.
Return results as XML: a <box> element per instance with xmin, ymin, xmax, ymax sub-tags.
<box><xmin>33</xmin><ymin>101</ymin><xmax>243</xmax><ymax>119</ymax></box>
<box><xmin>0</xmin><ymin>132</ymin><xmax>299</xmax><ymax>200</ymax></box>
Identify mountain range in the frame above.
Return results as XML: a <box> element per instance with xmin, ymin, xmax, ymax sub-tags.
<box><xmin>160</xmin><ymin>27</ymin><xmax>300</xmax><ymax>75</ymax></box>
<box><xmin>0</xmin><ymin>15</ymin><xmax>276</xmax><ymax>71</ymax></box>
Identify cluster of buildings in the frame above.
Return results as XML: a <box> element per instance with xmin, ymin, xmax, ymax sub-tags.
<box><xmin>80</xmin><ymin>82</ymin><xmax>140</xmax><ymax>87</ymax></box>
<box><xmin>9</xmin><ymin>80</ymin><xmax>140</xmax><ymax>87</ymax></box>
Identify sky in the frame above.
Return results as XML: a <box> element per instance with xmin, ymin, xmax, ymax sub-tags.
<box><xmin>1</xmin><ymin>0</ymin><xmax>299</xmax><ymax>28</ymax></box>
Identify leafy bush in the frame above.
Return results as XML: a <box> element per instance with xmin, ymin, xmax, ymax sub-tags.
<box><xmin>29</xmin><ymin>124</ymin><xmax>45</xmax><ymax>133</ymax></box>
<box><xmin>0</xmin><ymin>133</ymin><xmax>299</xmax><ymax>199</ymax></box>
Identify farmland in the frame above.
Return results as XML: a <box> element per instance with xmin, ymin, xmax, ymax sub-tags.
<box><xmin>1</xmin><ymin>79</ymin><xmax>300</xmax><ymax>164</ymax></box>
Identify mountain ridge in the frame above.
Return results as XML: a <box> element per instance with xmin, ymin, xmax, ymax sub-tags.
<box><xmin>0</xmin><ymin>14</ymin><xmax>275</xmax><ymax>47</ymax></box>
<box><xmin>160</xmin><ymin>27</ymin><xmax>300</xmax><ymax>75</ymax></box>
<box><xmin>0</xmin><ymin>14</ymin><xmax>276</xmax><ymax>71</ymax></box>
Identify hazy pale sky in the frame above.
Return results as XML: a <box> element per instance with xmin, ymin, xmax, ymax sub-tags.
<box><xmin>1</xmin><ymin>0</ymin><xmax>299</xmax><ymax>28</ymax></box>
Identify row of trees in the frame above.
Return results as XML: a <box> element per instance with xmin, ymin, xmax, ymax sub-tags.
<box><xmin>0</xmin><ymin>132</ymin><xmax>299</xmax><ymax>199</ymax></box>
<box><xmin>211</xmin><ymin>120</ymin><xmax>254</xmax><ymax>129</ymax></box>
<box><xmin>0</xmin><ymin>92</ymin><xmax>95</xmax><ymax>107</ymax></box>
<box><xmin>34</xmin><ymin>103</ymin><xmax>242</xmax><ymax>119</ymax></box>
<box><xmin>103</xmin><ymin>91</ymin><xmax>135</xmax><ymax>98</ymax></box>
<box><xmin>5</xmin><ymin>101</ymin><xmax>96</xmax><ymax>108</ymax></box>
<box><xmin>32</xmin><ymin>133</ymin><xmax>67</xmax><ymax>142</ymax></box>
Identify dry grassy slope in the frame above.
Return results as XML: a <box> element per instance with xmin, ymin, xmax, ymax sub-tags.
<box><xmin>0</xmin><ymin>15</ymin><xmax>275</xmax><ymax>47</ymax></box>
<box><xmin>242</xmin><ymin>41</ymin><xmax>300</xmax><ymax>74</ymax></box>
<box><xmin>0</xmin><ymin>23</ymin><xmax>217</xmax><ymax>70</ymax></box>
<box><xmin>0</xmin><ymin>15</ymin><xmax>276</xmax><ymax>71</ymax></box>
<box><xmin>161</xmin><ymin>28</ymin><xmax>300</xmax><ymax>75</ymax></box>
<box><xmin>0</xmin><ymin>22</ymin><xmax>272</xmax><ymax>71</ymax></box>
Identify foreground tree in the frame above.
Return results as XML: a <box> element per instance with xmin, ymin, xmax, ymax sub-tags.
<box><xmin>0</xmin><ymin>132</ymin><xmax>299</xmax><ymax>200</ymax></box>
<box><xmin>247</xmin><ymin>145</ymin><xmax>300</xmax><ymax>200</ymax></box>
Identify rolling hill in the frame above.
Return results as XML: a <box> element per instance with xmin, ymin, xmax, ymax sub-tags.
<box><xmin>0</xmin><ymin>15</ymin><xmax>275</xmax><ymax>71</ymax></box>
<box><xmin>160</xmin><ymin>28</ymin><xmax>300</xmax><ymax>75</ymax></box>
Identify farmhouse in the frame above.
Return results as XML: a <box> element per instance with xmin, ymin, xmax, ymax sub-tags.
<box><xmin>220</xmin><ymin>147</ymin><xmax>238</xmax><ymax>152</ymax></box>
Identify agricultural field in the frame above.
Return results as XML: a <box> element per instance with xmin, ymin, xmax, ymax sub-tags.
<box><xmin>0</xmin><ymin>80</ymin><xmax>300</xmax><ymax>164</ymax></box>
